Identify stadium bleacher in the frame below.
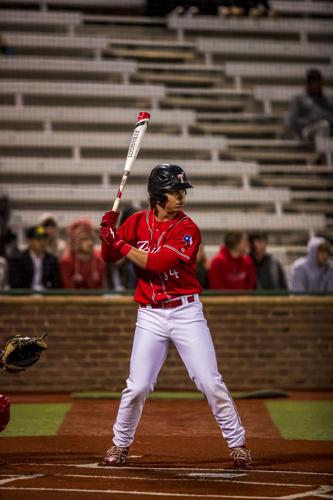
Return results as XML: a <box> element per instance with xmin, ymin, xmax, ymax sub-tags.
<box><xmin>0</xmin><ymin>0</ymin><xmax>332</xmax><ymax>266</ymax></box>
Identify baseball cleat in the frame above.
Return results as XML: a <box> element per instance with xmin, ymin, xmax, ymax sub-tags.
<box><xmin>101</xmin><ymin>446</ymin><xmax>129</xmax><ymax>466</ymax></box>
<box><xmin>230</xmin><ymin>446</ymin><xmax>252</xmax><ymax>469</ymax></box>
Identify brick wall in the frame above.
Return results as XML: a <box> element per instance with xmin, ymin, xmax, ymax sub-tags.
<box><xmin>0</xmin><ymin>295</ymin><xmax>332</xmax><ymax>392</ymax></box>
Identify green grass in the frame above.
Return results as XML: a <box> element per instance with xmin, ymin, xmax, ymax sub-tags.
<box><xmin>0</xmin><ymin>403</ymin><xmax>71</xmax><ymax>437</ymax></box>
<box><xmin>266</xmin><ymin>401</ymin><xmax>333</xmax><ymax>441</ymax></box>
<box><xmin>71</xmin><ymin>389</ymin><xmax>288</xmax><ymax>400</ymax></box>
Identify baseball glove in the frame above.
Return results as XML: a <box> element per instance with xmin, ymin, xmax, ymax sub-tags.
<box><xmin>0</xmin><ymin>334</ymin><xmax>48</xmax><ymax>373</ymax></box>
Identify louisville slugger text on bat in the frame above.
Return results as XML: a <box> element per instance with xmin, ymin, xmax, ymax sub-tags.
<box><xmin>112</xmin><ymin>111</ymin><xmax>150</xmax><ymax>211</ymax></box>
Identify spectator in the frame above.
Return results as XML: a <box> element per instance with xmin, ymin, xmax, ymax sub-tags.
<box><xmin>248</xmin><ymin>1</ymin><xmax>276</xmax><ymax>17</ymax></box>
<box><xmin>218</xmin><ymin>1</ymin><xmax>246</xmax><ymax>17</ymax></box>
<box><xmin>60</xmin><ymin>219</ymin><xmax>105</xmax><ymax>289</ymax></box>
<box><xmin>0</xmin><ymin>33</ymin><xmax>13</xmax><ymax>56</ymax></box>
<box><xmin>286</xmin><ymin>68</ymin><xmax>333</xmax><ymax>143</ymax></box>
<box><xmin>208</xmin><ymin>231</ymin><xmax>256</xmax><ymax>290</ymax></box>
<box><xmin>218</xmin><ymin>0</ymin><xmax>275</xmax><ymax>17</ymax></box>
<box><xmin>8</xmin><ymin>225</ymin><xmax>61</xmax><ymax>290</ymax></box>
<box><xmin>290</xmin><ymin>236</ymin><xmax>333</xmax><ymax>292</ymax></box>
<box><xmin>196</xmin><ymin>243</ymin><xmax>210</xmax><ymax>288</ymax></box>
<box><xmin>249</xmin><ymin>232</ymin><xmax>287</xmax><ymax>290</ymax></box>
<box><xmin>0</xmin><ymin>195</ymin><xmax>18</xmax><ymax>259</ymax></box>
<box><xmin>106</xmin><ymin>206</ymin><xmax>138</xmax><ymax>291</ymax></box>
<box><xmin>38</xmin><ymin>212</ymin><xmax>67</xmax><ymax>259</ymax></box>
<box><xmin>0</xmin><ymin>256</ymin><xmax>8</xmax><ymax>290</ymax></box>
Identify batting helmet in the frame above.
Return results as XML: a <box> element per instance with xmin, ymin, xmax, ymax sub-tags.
<box><xmin>0</xmin><ymin>395</ymin><xmax>11</xmax><ymax>433</ymax></box>
<box><xmin>148</xmin><ymin>164</ymin><xmax>193</xmax><ymax>206</ymax></box>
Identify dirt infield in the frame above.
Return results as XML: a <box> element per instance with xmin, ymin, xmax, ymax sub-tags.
<box><xmin>1</xmin><ymin>436</ymin><xmax>333</xmax><ymax>499</ymax></box>
<box><xmin>1</xmin><ymin>395</ymin><xmax>333</xmax><ymax>499</ymax></box>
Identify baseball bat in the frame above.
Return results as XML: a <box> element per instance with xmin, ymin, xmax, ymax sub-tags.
<box><xmin>112</xmin><ymin>111</ymin><xmax>150</xmax><ymax>211</ymax></box>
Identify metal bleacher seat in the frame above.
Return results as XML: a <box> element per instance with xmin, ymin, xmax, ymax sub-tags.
<box><xmin>0</xmin><ymin>57</ymin><xmax>137</xmax><ymax>84</ymax></box>
<box><xmin>197</xmin><ymin>38</ymin><xmax>333</xmax><ymax>66</ymax></box>
<box><xmin>0</xmin><ymin>9</ymin><xmax>82</xmax><ymax>33</ymax></box>
<box><xmin>0</xmin><ymin>106</ymin><xmax>195</xmax><ymax>135</ymax></box>
<box><xmin>224</xmin><ymin>63</ymin><xmax>333</xmax><ymax>90</ymax></box>
<box><xmin>2</xmin><ymin>184</ymin><xmax>290</xmax><ymax>213</ymax></box>
<box><xmin>2</xmin><ymin>32</ymin><xmax>109</xmax><ymax>59</ymax></box>
<box><xmin>0</xmin><ymin>79</ymin><xmax>165</xmax><ymax>108</ymax></box>
<box><xmin>1</xmin><ymin>0</ymin><xmax>145</xmax><ymax>8</ymax></box>
<box><xmin>167</xmin><ymin>15</ymin><xmax>333</xmax><ymax>43</ymax></box>
<box><xmin>0</xmin><ymin>131</ymin><xmax>226</xmax><ymax>161</ymax></box>
<box><xmin>0</xmin><ymin>159</ymin><xmax>257</xmax><ymax>189</ymax></box>
<box><xmin>272</xmin><ymin>0</ymin><xmax>333</xmax><ymax>17</ymax></box>
<box><xmin>10</xmin><ymin>209</ymin><xmax>326</xmax><ymax>235</ymax></box>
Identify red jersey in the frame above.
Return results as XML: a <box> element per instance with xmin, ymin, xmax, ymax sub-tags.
<box><xmin>102</xmin><ymin>209</ymin><xmax>202</xmax><ymax>304</ymax></box>
<box><xmin>208</xmin><ymin>245</ymin><xmax>256</xmax><ymax>290</ymax></box>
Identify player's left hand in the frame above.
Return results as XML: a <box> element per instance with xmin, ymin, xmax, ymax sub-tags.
<box><xmin>100</xmin><ymin>223</ymin><xmax>118</xmax><ymax>246</ymax></box>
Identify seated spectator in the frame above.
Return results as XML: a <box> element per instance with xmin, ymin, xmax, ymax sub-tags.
<box><xmin>0</xmin><ymin>195</ymin><xmax>18</xmax><ymax>259</ymax></box>
<box><xmin>208</xmin><ymin>231</ymin><xmax>256</xmax><ymax>290</ymax></box>
<box><xmin>218</xmin><ymin>0</ymin><xmax>275</xmax><ymax>17</ymax></box>
<box><xmin>60</xmin><ymin>219</ymin><xmax>105</xmax><ymax>289</ymax></box>
<box><xmin>8</xmin><ymin>225</ymin><xmax>61</xmax><ymax>290</ymax></box>
<box><xmin>285</xmin><ymin>68</ymin><xmax>333</xmax><ymax>143</ymax></box>
<box><xmin>248</xmin><ymin>0</ymin><xmax>276</xmax><ymax>17</ymax></box>
<box><xmin>218</xmin><ymin>1</ymin><xmax>246</xmax><ymax>17</ymax></box>
<box><xmin>38</xmin><ymin>212</ymin><xmax>67</xmax><ymax>259</ymax></box>
<box><xmin>196</xmin><ymin>243</ymin><xmax>210</xmax><ymax>289</ymax></box>
<box><xmin>290</xmin><ymin>236</ymin><xmax>333</xmax><ymax>292</ymax></box>
<box><xmin>249</xmin><ymin>232</ymin><xmax>287</xmax><ymax>290</ymax></box>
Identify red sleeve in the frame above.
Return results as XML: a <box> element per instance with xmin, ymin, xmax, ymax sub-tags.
<box><xmin>146</xmin><ymin>222</ymin><xmax>201</xmax><ymax>274</ymax></box>
<box><xmin>60</xmin><ymin>254</ymin><xmax>75</xmax><ymax>289</ymax></box>
<box><xmin>208</xmin><ymin>256</ymin><xmax>229</xmax><ymax>290</ymax></box>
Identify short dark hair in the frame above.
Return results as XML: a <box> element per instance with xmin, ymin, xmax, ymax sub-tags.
<box><xmin>306</xmin><ymin>68</ymin><xmax>323</xmax><ymax>85</ymax></box>
<box><xmin>248</xmin><ymin>232</ymin><xmax>268</xmax><ymax>245</ymax></box>
<box><xmin>224</xmin><ymin>231</ymin><xmax>246</xmax><ymax>251</ymax></box>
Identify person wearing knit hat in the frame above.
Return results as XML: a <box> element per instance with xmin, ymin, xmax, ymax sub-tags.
<box><xmin>38</xmin><ymin>212</ymin><xmax>67</xmax><ymax>259</ymax></box>
<box><xmin>60</xmin><ymin>219</ymin><xmax>106</xmax><ymax>289</ymax></box>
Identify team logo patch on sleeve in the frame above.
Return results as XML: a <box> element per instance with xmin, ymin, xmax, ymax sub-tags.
<box><xmin>183</xmin><ymin>234</ymin><xmax>193</xmax><ymax>245</ymax></box>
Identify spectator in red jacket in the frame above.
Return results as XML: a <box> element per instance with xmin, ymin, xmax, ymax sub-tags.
<box><xmin>60</xmin><ymin>219</ymin><xmax>105</xmax><ymax>289</ymax></box>
<box><xmin>208</xmin><ymin>231</ymin><xmax>256</xmax><ymax>290</ymax></box>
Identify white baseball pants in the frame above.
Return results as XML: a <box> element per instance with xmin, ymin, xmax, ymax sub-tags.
<box><xmin>113</xmin><ymin>296</ymin><xmax>245</xmax><ymax>449</ymax></box>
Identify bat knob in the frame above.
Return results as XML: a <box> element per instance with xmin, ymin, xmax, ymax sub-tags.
<box><xmin>137</xmin><ymin>111</ymin><xmax>150</xmax><ymax>123</ymax></box>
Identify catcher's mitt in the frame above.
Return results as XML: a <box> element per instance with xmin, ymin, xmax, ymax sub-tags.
<box><xmin>0</xmin><ymin>334</ymin><xmax>48</xmax><ymax>373</ymax></box>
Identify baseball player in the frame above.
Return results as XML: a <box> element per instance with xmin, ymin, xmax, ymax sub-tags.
<box><xmin>99</xmin><ymin>164</ymin><xmax>252</xmax><ymax>469</ymax></box>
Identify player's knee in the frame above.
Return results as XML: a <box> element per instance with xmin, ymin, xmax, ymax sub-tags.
<box><xmin>127</xmin><ymin>382</ymin><xmax>152</xmax><ymax>401</ymax></box>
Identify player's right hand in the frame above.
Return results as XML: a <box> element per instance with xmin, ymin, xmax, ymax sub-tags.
<box><xmin>100</xmin><ymin>210</ymin><xmax>120</xmax><ymax>228</ymax></box>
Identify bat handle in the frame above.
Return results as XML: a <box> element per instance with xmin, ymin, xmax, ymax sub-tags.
<box><xmin>112</xmin><ymin>198</ymin><xmax>120</xmax><ymax>212</ymax></box>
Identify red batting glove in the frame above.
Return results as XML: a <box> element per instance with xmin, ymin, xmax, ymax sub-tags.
<box><xmin>99</xmin><ymin>224</ymin><xmax>131</xmax><ymax>257</ymax></box>
<box><xmin>101</xmin><ymin>210</ymin><xmax>120</xmax><ymax>228</ymax></box>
